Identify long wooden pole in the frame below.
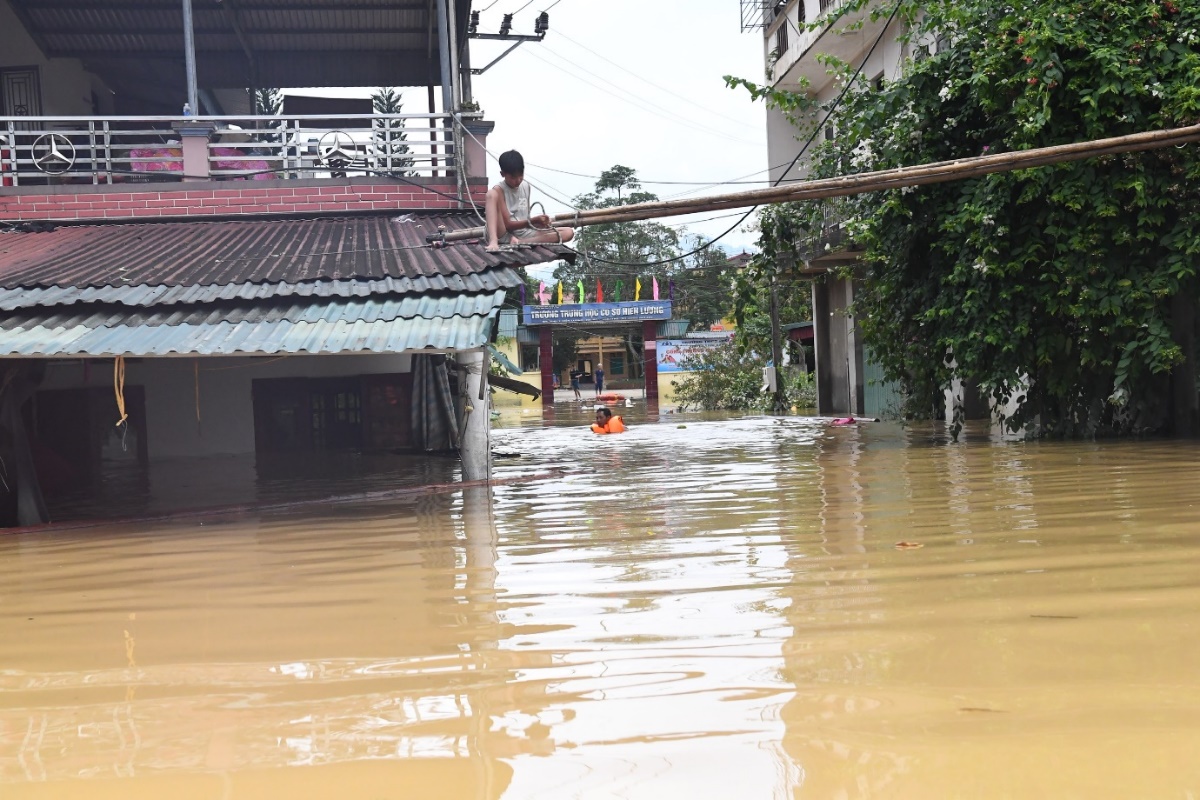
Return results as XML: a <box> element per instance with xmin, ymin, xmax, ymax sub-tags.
<box><xmin>433</xmin><ymin>122</ymin><xmax>1200</xmax><ymax>243</ymax></box>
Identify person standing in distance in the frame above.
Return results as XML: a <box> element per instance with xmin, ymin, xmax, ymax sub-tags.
<box><xmin>594</xmin><ymin>363</ymin><xmax>605</xmax><ymax>397</ymax></box>
<box><xmin>485</xmin><ymin>150</ymin><xmax>575</xmax><ymax>251</ymax></box>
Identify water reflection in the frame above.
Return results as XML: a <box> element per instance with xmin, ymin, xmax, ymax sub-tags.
<box><xmin>1</xmin><ymin>490</ymin><xmax>539</xmax><ymax>796</ymax></box>
<box><xmin>5</xmin><ymin>416</ymin><xmax>1200</xmax><ymax>797</ymax></box>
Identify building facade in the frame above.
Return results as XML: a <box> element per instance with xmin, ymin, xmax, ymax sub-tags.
<box><xmin>747</xmin><ymin>0</ymin><xmax>906</xmax><ymax>416</ymax></box>
<box><xmin>0</xmin><ymin>0</ymin><xmax>572</xmax><ymax>527</ymax></box>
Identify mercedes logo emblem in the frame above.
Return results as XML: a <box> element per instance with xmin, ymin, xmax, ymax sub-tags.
<box><xmin>317</xmin><ymin>130</ymin><xmax>358</xmax><ymax>167</ymax></box>
<box><xmin>32</xmin><ymin>133</ymin><xmax>76</xmax><ymax>175</ymax></box>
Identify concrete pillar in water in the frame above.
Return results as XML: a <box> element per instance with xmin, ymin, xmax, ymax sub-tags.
<box><xmin>812</xmin><ymin>278</ymin><xmax>835</xmax><ymax>414</ymax></box>
<box><xmin>460</xmin><ymin>348</ymin><xmax>490</xmax><ymax>481</ymax></box>
<box><xmin>1171</xmin><ymin>288</ymin><xmax>1198</xmax><ymax>436</ymax></box>
<box><xmin>642</xmin><ymin>320</ymin><xmax>659</xmax><ymax>400</ymax></box>
<box><xmin>539</xmin><ymin>325</ymin><xmax>555</xmax><ymax>406</ymax></box>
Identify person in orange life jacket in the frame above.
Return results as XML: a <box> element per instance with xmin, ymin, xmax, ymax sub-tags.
<box><xmin>591</xmin><ymin>406</ymin><xmax>626</xmax><ymax>434</ymax></box>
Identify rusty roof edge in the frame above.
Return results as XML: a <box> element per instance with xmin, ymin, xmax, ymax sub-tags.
<box><xmin>0</xmin><ymin>214</ymin><xmax>571</xmax><ymax>290</ymax></box>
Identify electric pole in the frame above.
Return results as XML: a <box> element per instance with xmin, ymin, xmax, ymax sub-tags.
<box><xmin>769</xmin><ymin>271</ymin><xmax>786</xmax><ymax>414</ymax></box>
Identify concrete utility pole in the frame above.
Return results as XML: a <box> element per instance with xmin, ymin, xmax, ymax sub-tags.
<box><xmin>459</xmin><ymin>348</ymin><xmax>490</xmax><ymax>481</ymax></box>
<box><xmin>768</xmin><ymin>273</ymin><xmax>786</xmax><ymax>414</ymax></box>
<box><xmin>435</xmin><ymin>0</ymin><xmax>458</xmax><ymax>194</ymax></box>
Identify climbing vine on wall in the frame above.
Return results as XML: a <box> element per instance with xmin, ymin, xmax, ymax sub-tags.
<box><xmin>731</xmin><ymin>0</ymin><xmax>1200</xmax><ymax>436</ymax></box>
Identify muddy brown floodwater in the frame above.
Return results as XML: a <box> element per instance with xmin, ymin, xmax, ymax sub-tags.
<box><xmin>4</xmin><ymin>410</ymin><xmax>1200</xmax><ymax>798</ymax></box>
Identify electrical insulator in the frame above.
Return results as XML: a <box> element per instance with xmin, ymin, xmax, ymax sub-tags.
<box><xmin>535</xmin><ymin>12</ymin><xmax>549</xmax><ymax>35</ymax></box>
<box><xmin>468</xmin><ymin>10</ymin><xmax>479</xmax><ymax>34</ymax></box>
<box><xmin>499</xmin><ymin>13</ymin><xmax>512</xmax><ymax>36</ymax></box>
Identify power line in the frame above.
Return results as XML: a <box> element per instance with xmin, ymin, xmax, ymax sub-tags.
<box><xmin>552</xmin><ymin>29</ymin><xmax>762</xmax><ymax>133</ymax></box>
<box><xmin>579</xmin><ymin>1</ymin><xmax>904</xmax><ymax>268</ymax></box>
<box><xmin>537</xmin><ymin>43</ymin><xmax>761</xmax><ymax>145</ymax></box>
<box><xmin>519</xmin><ymin>47</ymin><xmax>760</xmax><ymax>147</ymax></box>
<box><xmin>519</xmin><ymin>159</ymin><xmax>772</xmax><ymax>186</ymax></box>
<box><xmin>503</xmin><ymin>0</ymin><xmax>565</xmax><ymax>17</ymax></box>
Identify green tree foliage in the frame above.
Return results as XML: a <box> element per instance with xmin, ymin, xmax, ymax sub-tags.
<box><xmin>731</xmin><ymin>0</ymin><xmax>1200</xmax><ymax>436</ymax></box>
<box><xmin>556</xmin><ymin>165</ymin><xmax>679</xmax><ymax>289</ymax></box>
<box><xmin>252</xmin><ymin>88</ymin><xmax>283</xmax><ymax>116</ymax></box>
<box><xmin>371</xmin><ymin>87</ymin><xmax>415</xmax><ymax>175</ymax></box>
<box><xmin>674</xmin><ymin>236</ymin><xmax>738</xmax><ymax>331</ymax></box>
<box><xmin>673</xmin><ymin>341</ymin><xmax>815</xmax><ymax>411</ymax></box>
<box><xmin>250</xmin><ymin>88</ymin><xmax>285</xmax><ymax>146</ymax></box>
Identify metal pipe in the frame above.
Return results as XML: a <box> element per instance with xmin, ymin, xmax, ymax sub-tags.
<box><xmin>443</xmin><ymin>0</ymin><xmax>467</xmax><ymax>201</ymax></box>
<box><xmin>181</xmin><ymin>0</ymin><xmax>200</xmax><ymax>114</ymax></box>
<box><xmin>445</xmin><ymin>0</ymin><xmax>461</xmax><ymax>111</ymax></box>
<box><xmin>435</xmin><ymin>0</ymin><xmax>455</xmax><ymax>174</ymax></box>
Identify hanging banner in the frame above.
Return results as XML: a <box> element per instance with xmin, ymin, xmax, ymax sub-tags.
<box><xmin>522</xmin><ymin>300</ymin><xmax>672</xmax><ymax>326</ymax></box>
<box><xmin>656</xmin><ymin>334</ymin><xmax>734</xmax><ymax>373</ymax></box>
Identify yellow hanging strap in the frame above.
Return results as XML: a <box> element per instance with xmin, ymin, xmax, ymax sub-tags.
<box><xmin>114</xmin><ymin>356</ymin><xmax>128</xmax><ymax>428</ymax></box>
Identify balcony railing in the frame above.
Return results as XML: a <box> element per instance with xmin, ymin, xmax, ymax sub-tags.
<box><xmin>741</xmin><ymin>0</ymin><xmax>785</xmax><ymax>31</ymax></box>
<box><xmin>0</xmin><ymin>113</ymin><xmax>469</xmax><ymax>187</ymax></box>
<box><xmin>796</xmin><ymin>197</ymin><xmax>855</xmax><ymax>262</ymax></box>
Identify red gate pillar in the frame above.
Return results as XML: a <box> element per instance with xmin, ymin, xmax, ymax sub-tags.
<box><xmin>539</xmin><ymin>325</ymin><xmax>555</xmax><ymax>406</ymax></box>
<box><xmin>642</xmin><ymin>320</ymin><xmax>659</xmax><ymax>401</ymax></box>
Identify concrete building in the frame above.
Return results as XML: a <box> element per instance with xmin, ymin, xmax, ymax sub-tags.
<box><xmin>0</xmin><ymin>0</ymin><xmax>572</xmax><ymax>526</ymax></box>
<box><xmin>745</xmin><ymin>0</ymin><xmax>906</xmax><ymax>416</ymax></box>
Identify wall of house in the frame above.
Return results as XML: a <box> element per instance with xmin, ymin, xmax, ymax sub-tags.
<box><xmin>765</xmin><ymin>10</ymin><xmax>909</xmax><ymax>185</ymax></box>
<box><xmin>38</xmin><ymin>353</ymin><xmax>413</xmax><ymax>459</ymax></box>
<box><xmin>0</xmin><ymin>177</ymin><xmax>485</xmax><ymax>222</ymax></box>
<box><xmin>0</xmin><ymin>1</ymin><xmax>113</xmax><ymax>116</ymax></box>
<box><xmin>491</xmin><ymin>336</ymin><xmax>542</xmax><ymax>410</ymax></box>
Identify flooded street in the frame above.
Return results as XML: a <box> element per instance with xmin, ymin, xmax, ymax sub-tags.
<box><xmin>5</xmin><ymin>411</ymin><xmax>1200</xmax><ymax>798</ymax></box>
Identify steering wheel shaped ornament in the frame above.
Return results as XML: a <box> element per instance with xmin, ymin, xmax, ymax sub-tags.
<box><xmin>317</xmin><ymin>130</ymin><xmax>357</xmax><ymax>167</ymax></box>
<box><xmin>32</xmin><ymin>133</ymin><xmax>76</xmax><ymax>175</ymax></box>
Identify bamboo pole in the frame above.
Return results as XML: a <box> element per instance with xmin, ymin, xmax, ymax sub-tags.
<box><xmin>433</xmin><ymin>122</ymin><xmax>1200</xmax><ymax>243</ymax></box>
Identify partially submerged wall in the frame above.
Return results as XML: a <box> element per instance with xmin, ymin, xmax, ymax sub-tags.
<box><xmin>37</xmin><ymin>353</ymin><xmax>412</xmax><ymax>459</ymax></box>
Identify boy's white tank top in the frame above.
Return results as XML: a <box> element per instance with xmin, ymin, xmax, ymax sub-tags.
<box><xmin>498</xmin><ymin>181</ymin><xmax>537</xmax><ymax>239</ymax></box>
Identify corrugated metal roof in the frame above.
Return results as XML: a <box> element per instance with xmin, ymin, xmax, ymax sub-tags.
<box><xmin>0</xmin><ymin>292</ymin><xmax>506</xmax><ymax>330</ymax></box>
<box><xmin>0</xmin><ymin>214</ymin><xmax>568</xmax><ymax>290</ymax></box>
<box><xmin>0</xmin><ymin>270</ymin><xmax>521</xmax><ymax>311</ymax></box>
<box><xmin>8</xmin><ymin>0</ymin><xmax>471</xmax><ymax>90</ymax></box>
<box><xmin>497</xmin><ymin>309</ymin><xmax>519</xmax><ymax>340</ymax></box>
<box><xmin>0</xmin><ymin>294</ymin><xmax>503</xmax><ymax>357</ymax></box>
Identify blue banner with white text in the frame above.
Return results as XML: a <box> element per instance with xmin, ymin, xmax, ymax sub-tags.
<box><xmin>522</xmin><ymin>301</ymin><xmax>673</xmax><ymax>326</ymax></box>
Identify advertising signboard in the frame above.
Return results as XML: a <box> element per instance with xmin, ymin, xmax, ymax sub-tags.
<box><xmin>656</xmin><ymin>334</ymin><xmax>734</xmax><ymax>373</ymax></box>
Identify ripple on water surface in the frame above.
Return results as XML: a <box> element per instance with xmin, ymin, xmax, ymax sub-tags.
<box><xmin>3</xmin><ymin>416</ymin><xmax>1200</xmax><ymax>798</ymax></box>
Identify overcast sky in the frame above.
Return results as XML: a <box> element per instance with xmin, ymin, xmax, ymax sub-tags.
<box><xmin>470</xmin><ymin>0</ymin><xmax>769</xmax><ymax>254</ymax></box>
<box><xmin>293</xmin><ymin>2</ymin><xmax>770</xmax><ymax>254</ymax></box>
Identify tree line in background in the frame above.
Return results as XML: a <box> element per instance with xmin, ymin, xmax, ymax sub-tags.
<box><xmin>731</xmin><ymin>0</ymin><xmax>1200</xmax><ymax>436</ymax></box>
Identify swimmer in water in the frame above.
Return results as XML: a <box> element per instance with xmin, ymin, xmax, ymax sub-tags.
<box><xmin>591</xmin><ymin>407</ymin><xmax>626</xmax><ymax>434</ymax></box>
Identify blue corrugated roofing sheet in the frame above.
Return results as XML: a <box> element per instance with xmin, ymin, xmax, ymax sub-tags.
<box><xmin>0</xmin><ymin>212</ymin><xmax>541</xmax><ymax>358</ymax></box>
<box><xmin>0</xmin><ymin>270</ymin><xmax>522</xmax><ymax>310</ymax></box>
<box><xmin>0</xmin><ymin>294</ymin><xmax>504</xmax><ymax>356</ymax></box>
